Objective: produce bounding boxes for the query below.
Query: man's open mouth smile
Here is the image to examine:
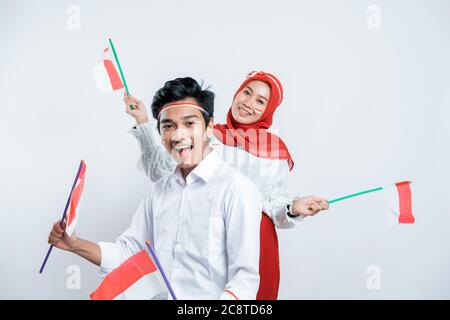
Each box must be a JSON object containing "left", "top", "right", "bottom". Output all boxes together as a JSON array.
[{"left": 173, "top": 144, "right": 194, "bottom": 158}]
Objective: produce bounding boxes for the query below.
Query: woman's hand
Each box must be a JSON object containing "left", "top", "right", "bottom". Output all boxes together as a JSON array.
[
  {"left": 124, "top": 92, "right": 149, "bottom": 125},
  {"left": 291, "top": 196, "right": 329, "bottom": 217}
]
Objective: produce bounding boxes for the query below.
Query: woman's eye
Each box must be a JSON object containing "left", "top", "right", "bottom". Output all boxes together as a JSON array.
[
  {"left": 257, "top": 99, "right": 264, "bottom": 105},
  {"left": 244, "top": 90, "right": 250, "bottom": 95}
]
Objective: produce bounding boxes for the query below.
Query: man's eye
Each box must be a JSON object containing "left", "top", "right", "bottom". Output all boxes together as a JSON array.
[
  {"left": 162, "top": 124, "right": 173, "bottom": 129},
  {"left": 186, "top": 122, "right": 194, "bottom": 127}
]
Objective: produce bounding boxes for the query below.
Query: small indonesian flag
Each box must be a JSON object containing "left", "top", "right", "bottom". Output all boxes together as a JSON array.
[
  {"left": 93, "top": 47, "right": 124, "bottom": 92},
  {"left": 90, "top": 250, "right": 167, "bottom": 300},
  {"left": 65, "top": 161, "right": 86, "bottom": 236},
  {"left": 383, "top": 181, "right": 415, "bottom": 224}
]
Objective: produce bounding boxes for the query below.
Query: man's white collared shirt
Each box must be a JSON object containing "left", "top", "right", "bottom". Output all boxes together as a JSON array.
[{"left": 98, "top": 150, "right": 262, "bottom": 300}]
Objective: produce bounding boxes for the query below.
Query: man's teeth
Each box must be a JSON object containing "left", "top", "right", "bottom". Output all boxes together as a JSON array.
[{"left": 174, "top": 145, "right": 192, "bottom": 151}]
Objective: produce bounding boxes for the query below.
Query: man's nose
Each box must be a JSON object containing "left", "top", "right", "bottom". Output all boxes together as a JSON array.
[{"left": 171, "top": 128, "right": 189, "bottom": 143}]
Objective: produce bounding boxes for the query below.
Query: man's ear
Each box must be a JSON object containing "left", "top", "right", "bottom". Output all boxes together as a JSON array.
[
  {"left": 157, "top": 119, "right": 161, "bottom": 134},
  {"left": 206, "top": 117, "right": 214, "bottom": 137}
]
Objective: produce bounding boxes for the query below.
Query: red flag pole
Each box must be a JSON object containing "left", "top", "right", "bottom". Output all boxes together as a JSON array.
[{"left": 39, "top": 160, "right": 85, "bottom": 274}]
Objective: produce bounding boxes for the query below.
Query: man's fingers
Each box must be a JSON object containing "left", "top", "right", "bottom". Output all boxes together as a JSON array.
[
  {"left": 50, "top": 229, "right": 62, "bottom": 238},
  {"left": 54, "top": 221, "right": 65, "bottom": 233},
  {"left": 48, "top": 235, "right": 61, "bottom": 244}
]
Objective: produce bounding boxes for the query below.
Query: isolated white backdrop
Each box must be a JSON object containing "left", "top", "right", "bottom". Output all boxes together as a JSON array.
[{"left": 0, "top": 0, "right": 449, "bottom": 299}]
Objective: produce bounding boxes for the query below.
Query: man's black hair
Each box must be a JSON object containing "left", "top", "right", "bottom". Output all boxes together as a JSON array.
[{"left": 151, "top": 77, "right": 214, "bottom": 132}]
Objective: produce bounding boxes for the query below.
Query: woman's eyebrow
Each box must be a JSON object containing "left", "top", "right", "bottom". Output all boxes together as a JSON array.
[
  {"left": 258, "top": 95, "right": 268, "bottom": 102},
  {"left": 246, "top": 85, "right": 269, "bottom": 102}
]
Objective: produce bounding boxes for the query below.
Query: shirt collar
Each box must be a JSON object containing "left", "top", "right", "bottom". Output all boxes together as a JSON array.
[{"left": 173, "top": 149, "right": 221, "bottom": 185}]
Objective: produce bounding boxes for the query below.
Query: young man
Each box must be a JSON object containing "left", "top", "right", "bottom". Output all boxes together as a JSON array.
[{"left": 48, "top": 77, "right": 262, "bottom": 299}]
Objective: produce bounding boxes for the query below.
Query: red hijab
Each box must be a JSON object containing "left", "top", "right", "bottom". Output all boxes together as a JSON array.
[{"left": 213, "top": 71, "right": 294, "bottom": 171}]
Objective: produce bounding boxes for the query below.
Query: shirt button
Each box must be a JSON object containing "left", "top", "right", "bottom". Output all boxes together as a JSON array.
[
  {"left": 174, "top": 243, "right": 183, "bottom": 253},
  {"left": 173, "top": 244, "right": 183, "bottom": 268}
]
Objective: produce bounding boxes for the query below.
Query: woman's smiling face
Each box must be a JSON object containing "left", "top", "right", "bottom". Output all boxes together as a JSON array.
[{"left": 231, "top": 80, "right": 271, "bottom": 124}]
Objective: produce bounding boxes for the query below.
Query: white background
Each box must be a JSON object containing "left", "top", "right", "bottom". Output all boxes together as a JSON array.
[{"left": 0, "top": 0, "right": 449, "bottom": 299}]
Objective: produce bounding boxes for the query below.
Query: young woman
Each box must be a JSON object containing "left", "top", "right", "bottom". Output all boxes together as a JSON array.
[{"left": 124, "top": 71, "right": 329, "bottom": 299}]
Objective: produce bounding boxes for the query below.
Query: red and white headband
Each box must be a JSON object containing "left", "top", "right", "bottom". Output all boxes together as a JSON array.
[{"left": 158, "top": 101, "right": 209, "bottom": 118}]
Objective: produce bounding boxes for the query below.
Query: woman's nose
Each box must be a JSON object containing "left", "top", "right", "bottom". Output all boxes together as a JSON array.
[{"left": 242, "top": 97, "right": 253, "bottom": 109}]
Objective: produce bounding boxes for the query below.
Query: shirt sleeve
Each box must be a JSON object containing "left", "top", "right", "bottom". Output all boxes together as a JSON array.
[
  {"left": 129, "top": 122, "right": 176, "bottom": 182},
  {"left": 262, "top": 160, "right": 304, "bottom": 229},
  {"left": 98, "top": 191, "right": 154, "bottom": 277},
  {"left": 219, "top": 179, "right": 262, "bottom": 300}
]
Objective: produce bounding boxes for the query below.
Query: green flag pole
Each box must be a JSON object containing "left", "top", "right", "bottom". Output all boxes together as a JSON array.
[
  {"left": 327, "top": 181, "right": 410, "bottom": 204},
  {"left": 108, "top": 38, "right": 134, "bottom": 110},
  {"left": 328, "top": 187, "right": 383, "bottom": 204}
]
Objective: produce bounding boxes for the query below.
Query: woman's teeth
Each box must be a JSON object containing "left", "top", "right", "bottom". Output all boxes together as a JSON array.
[{"left": 239, "top": 107, "right": 251, "bottom": 116}]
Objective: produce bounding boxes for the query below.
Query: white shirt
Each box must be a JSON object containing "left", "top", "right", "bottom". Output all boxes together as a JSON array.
[
  {"left": 98, "top": 150, "right": 262, "bottom": 300},
  {"left": 130, "top": 122, "right": 304, "bottom": 228}
]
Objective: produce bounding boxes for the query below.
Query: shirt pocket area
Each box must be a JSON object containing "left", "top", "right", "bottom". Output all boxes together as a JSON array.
[{"left": 189, "top": 215, "right": 226, "bottom": 259}]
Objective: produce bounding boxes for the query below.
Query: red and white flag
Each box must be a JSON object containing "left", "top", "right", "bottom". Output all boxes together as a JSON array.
[
  {"left": 65, "top": 161, "right": 86, "bottom": 236},
  {"left": 93, "top": 47, "right": 124, "bottom": 92},
  {"left": 383, "top": 181, "right": 415, "bottom": 225},
  {"left": 90, "top": 250, "right": 167, "bottom": 300}
]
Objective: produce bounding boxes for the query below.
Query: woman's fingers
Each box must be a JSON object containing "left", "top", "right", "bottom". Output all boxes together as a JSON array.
[
  {"left": 313, "top": 197, "right": 329, "bottom": 210},
  {"left": 124, "top": 97, "right": 136, "bottom": 106}
]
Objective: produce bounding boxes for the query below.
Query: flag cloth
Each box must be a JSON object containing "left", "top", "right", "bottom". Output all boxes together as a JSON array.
[
  {"left": 383, "top": 181, "right": 415, "bottom": 224},
  {"left": 64, "top": 161, "right": 86, "bottom": 236},
  {"left": 90, "top": 250, "right": 167, "bottom": 300},
  {"left": 93, "top": 47, "right": 124, "bottom": 92}
]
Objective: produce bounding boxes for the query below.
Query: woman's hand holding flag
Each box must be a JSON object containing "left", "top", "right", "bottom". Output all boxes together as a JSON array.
[{"left": 123, "top": 92, "right": 148, "bottom": 125}]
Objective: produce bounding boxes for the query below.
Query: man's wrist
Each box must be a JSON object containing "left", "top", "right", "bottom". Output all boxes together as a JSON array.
[{"left": 69, "top": 237, "right": 82, "bottom": 253}]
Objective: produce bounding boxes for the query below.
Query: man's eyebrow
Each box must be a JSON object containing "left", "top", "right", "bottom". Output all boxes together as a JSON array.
[
  {"left": 160, "top": 119, "right": 174, "bottom": 124},
  {"left": 181, "top": 115, "right": 200, "bottom": 120}
]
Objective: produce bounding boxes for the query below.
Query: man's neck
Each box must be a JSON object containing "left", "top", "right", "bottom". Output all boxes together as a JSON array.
[{"left": 180, "top": 146, "right": 213, "bottom": 181}]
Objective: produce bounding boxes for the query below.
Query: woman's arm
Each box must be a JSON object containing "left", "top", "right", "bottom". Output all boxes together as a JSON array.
[
  {"left": 124, "top": 94, "right": 175, "bottom": 181},
  {"left": 263, "top": 161, "right": 329, "bottom": 229}
]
